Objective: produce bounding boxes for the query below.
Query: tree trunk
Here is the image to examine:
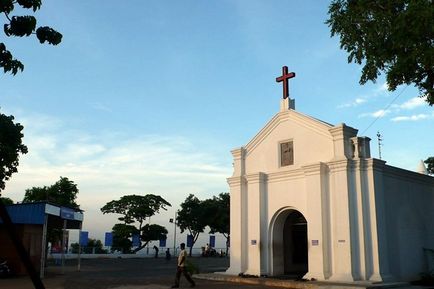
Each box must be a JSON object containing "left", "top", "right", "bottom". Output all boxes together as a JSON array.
[
  {"left": 132, "top": 241, "right": 149, "bottom": 253},
  {"left": 225, "top": 236, "right": 229, "bottom": 257}
]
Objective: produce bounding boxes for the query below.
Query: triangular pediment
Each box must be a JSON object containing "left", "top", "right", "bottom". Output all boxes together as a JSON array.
[{"left": 245, "top": 109, "right": 334, "bottom": 155}]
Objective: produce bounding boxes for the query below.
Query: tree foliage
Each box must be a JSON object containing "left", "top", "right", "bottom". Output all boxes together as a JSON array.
[
  {"left": 425, "top": 157, "right": 434, "bottom": 175},
  {"left": 177, "top": 194, "right": 208, "bottom": 256},
  {"left": 202, "top": 193, "right": 230, "bottom": 255},
  {"left": 205, "top": 193, "right": 229, "bottom": 237},
  {"left": 71, "top": 238, "right": 108, "bottom": 254},
  {"left": 22, "top": 176, "right": 80, "bottom": 209},
  {"left": 0, "top": 196, "right": 13, "bottom": 205},
  {"left": 101, "top": 194, "right": 171, "bottom": 253},
  {"left": 111, "top": 223, "right": 137, "bottom": 254},
  {"left": 0, "top": 110, "right": 28, "bottom": 193},
  {"left": 140, "top": 224, "right": 168, "bottom": 248},
  {"left": 1, "top": 0, "right": 62, "bottom": 74},
  {"left": 326, "top": 0, "right": 434, "bottom": 105}
]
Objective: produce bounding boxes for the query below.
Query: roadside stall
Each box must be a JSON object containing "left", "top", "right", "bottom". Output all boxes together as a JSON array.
[{"left": 0, "top": 202, "right": 83, "bottom": 278}]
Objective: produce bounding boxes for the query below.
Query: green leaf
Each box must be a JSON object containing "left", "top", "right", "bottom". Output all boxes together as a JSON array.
[
  {"left": 36, "top": 26, "right": 63, "bottom": 45},
  {"left": 0, "top": 0, "right": 14, "bottom": 14},
  {"left": 327, "top": 0, "right": 434, "bottom": 105},
  {"left": 0, "top": 109, "right": 28, "bottom": 191},
  {"left": 5, "top": 15, "right": 37, "bottom": 37},
  {"left": 16, "top": 0, "right": 41, "bottom": 12},
  {"left": 0, "top": 43, "right": 24, "bottom": 75}
]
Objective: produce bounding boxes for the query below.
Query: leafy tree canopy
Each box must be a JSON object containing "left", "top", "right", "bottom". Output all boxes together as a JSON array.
[
  {"left": 425, "top": 157, "right": 434, "bottom": 175},
  {"left": 0, "top": 196, "right": 14, "bottom": 205},
  {"left": 204, "top": 192, "right": 229, "bottom": 238},
  {"left": 22, "top": 176, "right": 80, "bottom": 209},
  {"left": 0, "top": 110, "right": 28, "bottom": 193},
  {"left": 71, "top": 238, "right": 108, "bottom": 254},
  {"left": 111, "top": 223, "right": 137, "bottom": 254},
  {"left": 177, "top": 194, "right": 209, "bottom": 256},
  {"left": 101, "top": 194, "right": 171, "bottom": 226},
  {"left": 140, "top": 224, "right": 168, "bottom": 248},
  {"left": 327, "top": 0, "right": 434, "bottom": 105},
  {"left": 1, "top": 0, "right": 62, "bottom": 74},
  {"left": 101, "top": 194, "right": 171, "bottom": 253}
]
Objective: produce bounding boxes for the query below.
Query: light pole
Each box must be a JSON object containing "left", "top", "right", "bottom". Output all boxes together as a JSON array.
[{"left": 169, "top": 211, "right": 177, "bottom": 255}]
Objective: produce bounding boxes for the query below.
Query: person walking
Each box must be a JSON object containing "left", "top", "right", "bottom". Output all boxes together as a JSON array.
[
  {"left": 165, "top": 248, "right": 171, "bottom": 260},
  {"left": 171, "top": 243, "right": 195, "bottom": 288},
  {"left": 153, "top": 245, "right": 159, "bottom": 258}
]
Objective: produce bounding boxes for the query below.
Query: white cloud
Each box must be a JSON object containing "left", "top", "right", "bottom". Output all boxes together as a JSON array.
[
  {"left": 338, "top": 82, "right": 389, "bottom": 108},
  {"left": 3, "top": 112, "right": 232, "bottom": 239},
  {"left": 90, "top": 102, "right": 112, "bottom": 112},
  {"left": 338, "top": 97, "right": 367, "bottom": 108},
  {"left": 391, "top": 113, "right": 433, "bottom": 122},
  {"left": 359, "top": 109, "right": 391, "bottom": 118},
  {"left": 377, "top": 82, "right": 389, "bottom": 93},
  {"left": 394, "top": 96, "right": 427, "bottom": 110}
]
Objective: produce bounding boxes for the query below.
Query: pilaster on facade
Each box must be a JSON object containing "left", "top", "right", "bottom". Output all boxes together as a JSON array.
[
  {"left": 244, "top": 172, "right": 267, "bottom": 276},
  {"left": 303, "top": 162, "right": 332, "bottom": 280},
  {"left": 327, "top": 156, "right": 355, "bottom": 281},
  {"left": 226, "top": 174, "right": 247, "bottom": 275},
  {"left": 329, "top": 124, "right": 358, "bottom": 160},
  {"left": 365, "top": 158, "right": 392, "bottom": 282},
  {"left": 231, "top": 147, "right": 246, "bottom": 177}
]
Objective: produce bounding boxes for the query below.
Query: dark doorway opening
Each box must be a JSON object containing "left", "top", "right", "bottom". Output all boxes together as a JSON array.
[{"left": 282, "top": 210, "right": 308, "bottom": 278}]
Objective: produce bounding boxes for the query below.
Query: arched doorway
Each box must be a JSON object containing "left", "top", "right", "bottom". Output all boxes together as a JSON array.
[{"left": 271, "top": 209, "right": 308, "bottom": 278}]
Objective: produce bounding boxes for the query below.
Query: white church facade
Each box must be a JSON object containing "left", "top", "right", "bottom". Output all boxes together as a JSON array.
[{"left": 226, "top": 69, "right": 434, "bottom": 283}]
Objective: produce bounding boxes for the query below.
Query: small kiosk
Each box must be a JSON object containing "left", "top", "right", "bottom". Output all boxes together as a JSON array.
[{"left": 0, "top": 202, "right": 83, "bottom": 278}]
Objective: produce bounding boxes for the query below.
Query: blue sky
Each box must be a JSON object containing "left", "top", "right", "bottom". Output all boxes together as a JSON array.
[{"left": 1, "top": 1, "right": 433, "bottom": 247}]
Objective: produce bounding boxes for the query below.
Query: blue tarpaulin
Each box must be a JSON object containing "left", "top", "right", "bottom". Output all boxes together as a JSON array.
[
  {"left": 132, "top": 234, "right": 140, "bottom": 247},
  {"left": 187, "top": 235, "right": 193, "bottom": 247},
  {"left": 104, "top": 232, "right": 113, "bottom": 246},
  {"left": 209, "top": 235, "right": 215, "bottom": 247},
  {"left": 80, "top": 231, "right": 89, "bottom": 246},
  {"left": 159, "top": 238, "right": 166, "bottom": 247}
]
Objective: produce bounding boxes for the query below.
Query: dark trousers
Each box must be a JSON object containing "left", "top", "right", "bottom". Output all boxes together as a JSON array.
[{"left": 174, "top": 266, "right": 195, "bottom": 286}]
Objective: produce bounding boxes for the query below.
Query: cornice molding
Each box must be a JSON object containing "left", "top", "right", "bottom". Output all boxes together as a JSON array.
[
  {"left": 365, "top": 158, "right": 386, "bottom": 172},
  {"left": 245, "top": 172, "right": 267, "bottom": 184},
  {"left": 231, "top": 147, "right": 245, "bottom": 159},
  {"left": 302, "top": 162, "right": 327, "bottom": 176},
  {"left": 383, "top": 164, "right": 434, "bottom": 185},
  {"left": 327, "top": 159, "right": 350, "bottom": 171},
  {"left": 227, "top": 176, "right": 245, "bottom": 187},
  {"left": 267, "top": 168, "right": 305, "bottom": 182}
]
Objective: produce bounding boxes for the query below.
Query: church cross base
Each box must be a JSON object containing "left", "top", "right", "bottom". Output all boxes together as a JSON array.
[{"left": 280, "top": 97, "right": 295, "bottom": 111}]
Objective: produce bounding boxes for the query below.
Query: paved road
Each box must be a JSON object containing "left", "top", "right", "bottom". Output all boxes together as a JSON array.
[{"left": 0, "top": 257, "right": 281, "bottom": 289}]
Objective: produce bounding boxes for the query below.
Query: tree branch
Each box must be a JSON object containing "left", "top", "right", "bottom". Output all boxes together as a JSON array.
[{"left": 4, "top": 12, "right": 11, "bottom": 22}]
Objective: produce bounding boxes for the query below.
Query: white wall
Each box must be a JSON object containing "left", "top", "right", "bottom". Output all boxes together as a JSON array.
[{"left": 381, "top": 166, "right": 434, "bottom": 281}]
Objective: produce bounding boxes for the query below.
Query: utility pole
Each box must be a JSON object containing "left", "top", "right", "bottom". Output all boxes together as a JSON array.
[
  {"left": 169, "top": 211, "right": 177, "bottom": 256},
  {"left": 377, "top": 131, "right": 383, "bottom": 160}
]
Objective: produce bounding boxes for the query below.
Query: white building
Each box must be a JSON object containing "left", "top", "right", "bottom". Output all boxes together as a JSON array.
[{"left": 226, "top": 95, "right": 434, "bottom": 282}]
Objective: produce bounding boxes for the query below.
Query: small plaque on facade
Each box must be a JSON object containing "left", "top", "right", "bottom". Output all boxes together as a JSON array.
[
  {"left": 312, "top": 240, "right": 319, "bottom": 246},
  {"left": 280, "top": 141, "right": 294, "bottom": 166},
  {"left": 251, "top": 240, "right": 257, "bottom": 245},
  {"left": 338, "top": 239, "right": 346, "bottom": 243}
]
